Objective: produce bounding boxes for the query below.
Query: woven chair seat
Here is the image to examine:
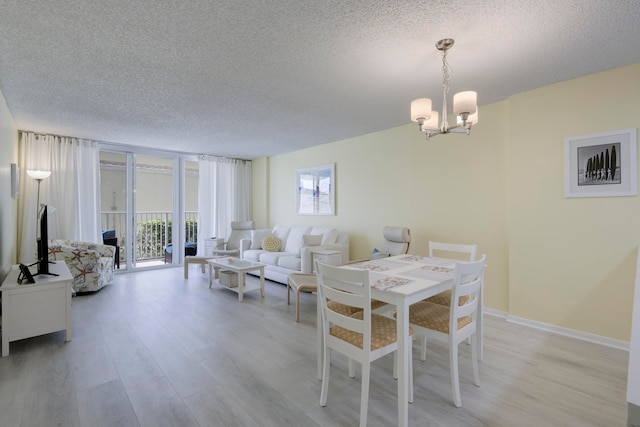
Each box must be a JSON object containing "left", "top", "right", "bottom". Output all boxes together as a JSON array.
[
  {"left": 330, "top": 312, "right": 413, "bottom": 350},
  {"left": 408, "top": 301, "right": 471, "bottom": 334},
  {"left": 327, "top": 298, "right": 388, "bottom": 317},
  {"left": 424, "top": 289, "right": 469, "bottom": 306}
]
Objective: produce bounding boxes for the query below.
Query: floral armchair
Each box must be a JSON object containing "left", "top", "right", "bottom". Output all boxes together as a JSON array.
[{"left": 48, "top": 239, "right": 115, "bottom": 293}]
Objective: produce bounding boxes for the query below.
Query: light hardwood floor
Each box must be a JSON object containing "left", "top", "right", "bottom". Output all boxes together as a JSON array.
[{"left": 0, "top": 266, "right": 629, "bottom": 426}]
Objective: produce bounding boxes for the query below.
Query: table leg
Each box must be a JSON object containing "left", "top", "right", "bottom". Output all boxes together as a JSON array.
[
  {"left": 317, "top": 293, "right": 322, "bottom": 380},
  {"left": 238, "top": 272, "right": 245, "bottom": 301},
  {"left": 396, "top": 303, "right": 409, "bottom": 427},
  {"left": 65, "top": 283, "right": 72, "bottom": 342},
  {"left": 478, "top": 287, "right": 484, "bottom": 361},
  {"left": 259, "top": 268, "right": 265, "bottom": 297},
  {"left": 184, "top": 261, "right": 189, "bottom": 279},
  {"left": 2, "top": 297, "right": 8, "bottom": 357}
]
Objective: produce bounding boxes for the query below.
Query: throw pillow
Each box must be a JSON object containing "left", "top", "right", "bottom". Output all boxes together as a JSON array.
[
  {"left": 262, "top": 236, "right": 281, "bottom": 252},
  {"left": 303, "top": 234, "right": 323, "bottom": 247},
  {"left": 250, "top": 229, "right": 272, "bottom": 250},
  {"left": 370, "top": 248, "right": 390, "bottom": 260}
]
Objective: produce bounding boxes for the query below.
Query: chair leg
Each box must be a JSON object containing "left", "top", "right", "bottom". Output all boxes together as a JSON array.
[
  {"left": 320, "top": 347, "right": 331, "bottom": 406},
  {"left": 296, "top": 289, "right": 301, "bottom": 322},
  {"left": 348, "top": 358, "right": 355, "bottom": 378},
  {"left": 450, "top": 340, "right": 462, "bottom": 408},
  {"left": 409, "top": 337, "right": 414, "bottom": 403},
  {"left": 359, "top": 363, "right": 370, "bottom": 427},
  {"left": 421, "top": 335, "right": 427, "bottom": 361},
  {"left": 471, "top": 334, "right": 480, "bottom": 386}
]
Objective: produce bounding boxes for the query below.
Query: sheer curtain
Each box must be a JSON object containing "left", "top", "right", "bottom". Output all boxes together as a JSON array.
[
  {"left": 17, "top": 132, "right": 102, "bottom": 263},
  {"left": 197, "top": 156, "right": 252, "bottom": 255}
]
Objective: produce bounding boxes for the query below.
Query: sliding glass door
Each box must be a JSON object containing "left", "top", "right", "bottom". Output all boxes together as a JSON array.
[{"left": 99, "top": 149, "right": 198, "bottom": 271}]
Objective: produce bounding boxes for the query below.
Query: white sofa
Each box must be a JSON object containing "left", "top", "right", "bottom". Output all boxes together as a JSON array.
[{"left": 240, "top": 225, "right": 349, "bottom": 284}]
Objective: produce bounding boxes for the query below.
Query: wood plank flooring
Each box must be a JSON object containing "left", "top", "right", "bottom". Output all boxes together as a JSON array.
[{"left": 0, "top": 266, "right": 629, "bottom": 426}]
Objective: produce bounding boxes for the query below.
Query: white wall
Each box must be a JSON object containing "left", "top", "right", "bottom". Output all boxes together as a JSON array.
[
  {"left": 0, "top": 87, "right": 18, "bottom": 281},
  {"left": 254, "top": 63, "right": 640, "bottom": 342}
]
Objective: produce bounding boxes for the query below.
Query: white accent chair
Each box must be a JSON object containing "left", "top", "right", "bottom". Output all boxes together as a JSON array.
[
  {"left": 316, "top": 262, "right": 413, "bottom": 427},
  {"left": 211, "top": 221, "right": 254, "bottom": 257},
  {"left": 369, "top": 226, "right": 411, "bottom": 259},
  {"left": 407, "top": 255, "right": 486, "bottom": 407}
]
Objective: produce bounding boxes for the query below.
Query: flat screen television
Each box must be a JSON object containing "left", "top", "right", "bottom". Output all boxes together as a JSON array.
[{"left": 34, "top": 204, "right": 55, "bottom": 276}]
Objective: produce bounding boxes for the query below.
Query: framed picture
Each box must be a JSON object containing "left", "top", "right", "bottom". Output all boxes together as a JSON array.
[
  {"left": 296, "top": 163, "right": 335, "bottom": 215},
  {"left": 564, "top": 128, "right": 637, "bottom": 198}
]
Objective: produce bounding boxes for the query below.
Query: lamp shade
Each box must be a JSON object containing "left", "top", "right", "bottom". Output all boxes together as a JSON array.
[
  {"left": 421, "top": 111, "right": 439, "bottom": 131},
  {"left": 410, "top": 98, "right": 432, "bottom": 123},
  {"left": 453, "top": 91, "right": 477, "bottom": 115},
  {"left": 457, "top": 107, "right": 478, "bottom": 125},
  {"left": 26, "top": 170, "right": 52, "bottom": 180}
]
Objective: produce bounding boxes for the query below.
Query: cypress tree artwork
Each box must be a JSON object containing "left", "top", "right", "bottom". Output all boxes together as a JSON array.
[{"left": 611, "top": 145, "right": 617, "bottom": 181}]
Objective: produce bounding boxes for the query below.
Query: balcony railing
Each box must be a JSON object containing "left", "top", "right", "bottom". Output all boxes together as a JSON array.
[{"left": 101, "top": 211, "right": 198, "bottom": 264}]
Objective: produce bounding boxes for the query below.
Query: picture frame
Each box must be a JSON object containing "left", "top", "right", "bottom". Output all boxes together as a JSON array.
[
  {"left": 564, "top": 128, "right": 637, "bottom": 198},
  {"left": 296, "top": 163, "right": 335, "bottom": 215}
]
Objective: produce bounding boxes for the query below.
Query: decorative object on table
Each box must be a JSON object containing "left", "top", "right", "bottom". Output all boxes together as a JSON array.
[
  {"left": 410, "top": 38, "right": 478, "bottom": 140},
  {"left": 296, "top": 163, "right": 335, "bottom": 215},
  {"left": 407, "top": 255, "right": 487, "bottom": 408},
  {"left": 564, "top": 128, "right": 637, "bottom": 198},
  {"left": 17, "top": 263, "right": 35, "bottom": 284}
]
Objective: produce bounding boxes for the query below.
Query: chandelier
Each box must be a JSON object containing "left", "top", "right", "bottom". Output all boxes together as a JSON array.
[{"left": 410, "top": 38, "right": 478, "bottom": 139}]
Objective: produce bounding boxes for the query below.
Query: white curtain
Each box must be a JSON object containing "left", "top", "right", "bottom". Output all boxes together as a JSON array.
[
  {"left": 197, "top": 157, "right": 252, "bottom": 255},
  {"left": 17, "top": 132, "right": 102, "bottom": 263}
]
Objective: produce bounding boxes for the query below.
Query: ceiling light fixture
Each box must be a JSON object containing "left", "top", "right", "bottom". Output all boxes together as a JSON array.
[{"left": 410, "top": 38, "right": 478, "bottom": 140}]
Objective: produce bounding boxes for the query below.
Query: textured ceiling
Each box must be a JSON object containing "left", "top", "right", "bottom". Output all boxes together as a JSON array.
[{"left": 0, "top": 1, "right": 639, "bottom": 160}]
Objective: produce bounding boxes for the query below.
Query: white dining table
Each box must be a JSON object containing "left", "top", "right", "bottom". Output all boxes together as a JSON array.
[{"left": 316, "top": 254, "right": 483, "bottom": 427}]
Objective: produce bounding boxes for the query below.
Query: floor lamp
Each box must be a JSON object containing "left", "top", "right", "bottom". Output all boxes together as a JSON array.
[{"left": 26, "top": 169, "right": 52, "bottom": 275}]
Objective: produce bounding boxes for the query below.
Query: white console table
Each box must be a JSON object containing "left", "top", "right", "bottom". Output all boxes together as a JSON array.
[{"left": 1, "top": 261, "right": 73, "bottom": 357}]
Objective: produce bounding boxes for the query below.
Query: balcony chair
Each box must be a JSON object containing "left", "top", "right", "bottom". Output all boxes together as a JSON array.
[
  {"left": 211, "top": 220, "right": 254, "bottom": 257},
  {"left": 164, "top": 242, "right": 197, "bottom": 263},
  {"left": 316, "top": 261, "right": 413, "bottom": 427},
  {"left": 406, "top": 255, "right": 486, "bottom": 408}
]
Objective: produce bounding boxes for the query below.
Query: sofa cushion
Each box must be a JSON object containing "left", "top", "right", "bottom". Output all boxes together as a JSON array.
[
  {"left": 272, "top": 225, "right": 291, "bottom": 244},
  {"left": 242, "top": 249, "right": 265, "bottom": 262},
  {"left": 277, "top": 255, "right": 301, "bottom": 271},
  {"left": 259, "top": 251, "right": 297, "bottom": 265},
  {"left": 262, "top": 236, "right": 281, "bottom": 252},
  {"left": 251, "top": 229, "right": 272, "bottom": 249},
  {"left": 284, "top": 226, "right": 312, "bottom": 254},
  {"left": 311, "top": 227, "right": 338, "bottom": 245},
  {"left": 303, "top": 234, "right": 323, "bottom": 246}
]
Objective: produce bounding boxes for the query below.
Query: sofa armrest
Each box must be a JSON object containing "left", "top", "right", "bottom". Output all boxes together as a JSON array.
[
  {"left": 300, "top": 243, "right": 349, "bottom": 274},
  {"left": 240, "top": 238, "right": 251, "bottom": 258}
]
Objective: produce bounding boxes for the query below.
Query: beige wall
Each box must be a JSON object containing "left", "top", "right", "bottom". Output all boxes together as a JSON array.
[
  {"left": 254, "top": 63, "right": 640, "bottom": 342},
  {"left": 0, "top": 87, "right": 18, "bottom": 281}
]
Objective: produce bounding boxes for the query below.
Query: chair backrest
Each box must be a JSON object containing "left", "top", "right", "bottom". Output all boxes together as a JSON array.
[
  {"left": 450, "top": 255, "right": 486, "bottom": 335},
  {"left": 316, "top": 261, "right": 371, "bottom": 353},
  {"left": 227, "top": 221, "right": 255, "bottom": 250},
  {"left": 379, "top": 226, "right": 411, "bottom": 256},
  {"left": 429, "top": 241, "right": 478, "bottom": 261}
]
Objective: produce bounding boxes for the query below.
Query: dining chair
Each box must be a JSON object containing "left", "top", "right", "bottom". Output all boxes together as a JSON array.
[
  {"left": 316, "top": 261, "right": 414, "bottom": 427},
  {"left": 407, "top": 254, "right": 486, "bottom": 408}
]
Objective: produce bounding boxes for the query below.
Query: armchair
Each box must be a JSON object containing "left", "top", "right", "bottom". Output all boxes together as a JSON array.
[
  {"left": 48, "top": 239, "right": 115, "bottom": 293},
  {"left": 211, "top": 221, "right": 254, "bottom": 257}
]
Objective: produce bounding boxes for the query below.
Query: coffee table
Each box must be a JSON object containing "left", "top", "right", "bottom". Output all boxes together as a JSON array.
[{"left": 208, "top": 257, "right": 266, "bottom": 301}]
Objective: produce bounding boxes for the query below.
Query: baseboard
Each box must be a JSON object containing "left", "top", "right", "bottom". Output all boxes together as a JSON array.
[{"left": 498, "top": 313, "right": 629, "bottom": 351}]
